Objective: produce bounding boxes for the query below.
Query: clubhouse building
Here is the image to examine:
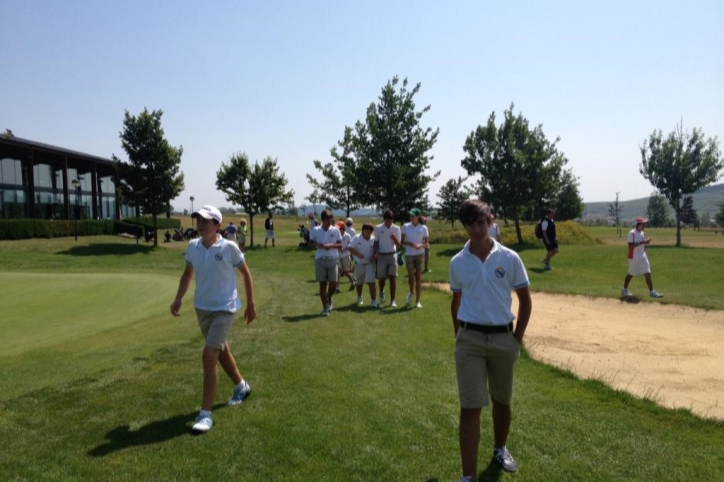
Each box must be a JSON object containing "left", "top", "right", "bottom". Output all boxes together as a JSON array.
[{"left": 0, "top": 135, "right": 134, "bottom": 220}]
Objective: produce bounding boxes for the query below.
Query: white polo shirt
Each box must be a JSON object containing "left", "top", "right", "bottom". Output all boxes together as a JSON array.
[
  {"left": 310, "top": 225, "right": 343, "bottom": 259},
  {"left": 346, "top": 226, "right": 357, "bottom": 238},
  {"left": 184, "top": 235, "right": 245, "bottom": 313},
  {"left": 374, "top": 222, "right": 401, "bottom": 254},
  {"left": 627, "top": 229, "right": 647, "bottom": 260},
  {"left": 449, "top": 240, "right": 530, "bottom": 325},
  {"left": 340, "top": 232, "right": 352, "bottom": 259},
  {"left": 348, "top": 234, "right": 376, "bottom": 264},
  {"left": 402, "top": 222, "right": 429, "bottom": 256}
]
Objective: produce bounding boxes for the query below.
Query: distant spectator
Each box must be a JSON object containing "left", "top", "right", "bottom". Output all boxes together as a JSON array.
[
  {"left": 264, "top": 213, "right": 275, "bottom": 248},
  {"left": 225, "top": 221, "right": 237, "bottom": 242},
  {"left": 238, "top": 219, "right": 248, "bottom": 252},
  {"left": 621, "top": 217, "right": 664, "bottom": 299},
  {"left": 541, "top": 209, "right": 558, "bottom": 271}
]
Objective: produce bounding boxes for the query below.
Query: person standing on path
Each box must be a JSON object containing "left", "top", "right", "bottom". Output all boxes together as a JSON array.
[
  {"left": 450, "top": 199, "right": 531, "bottom": 480},
  {"left": 622, "top": 217, "right": 664, "bottom": 298},
  {"left": 170, "top": 205, "right": 256, "bottom": 434}
]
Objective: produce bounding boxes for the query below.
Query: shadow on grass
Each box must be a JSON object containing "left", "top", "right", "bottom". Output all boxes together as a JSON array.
[
  {"left": 57, "top": 243, "right": 156, "bottom": 257},
  {"left": 87, "top": 404, "right": 225, "bottom": 457},
  {"left": 478, "top": 459, "right": 503, "bottom": 481},
  {"left": 282, "top": 313, "right": 323, "bottom": 323}
]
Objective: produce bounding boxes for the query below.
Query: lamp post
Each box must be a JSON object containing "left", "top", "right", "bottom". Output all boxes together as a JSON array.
[
  {"left": 71, "top": 179, "right": 81, "bottom": 241},
  {"left": 190, "top": 196, "right": 195, "bottom": 214}
]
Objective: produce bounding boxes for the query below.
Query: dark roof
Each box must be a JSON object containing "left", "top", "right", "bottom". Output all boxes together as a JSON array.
[{"left": 0, "top": 135, "right": 114, "bottom": 165}]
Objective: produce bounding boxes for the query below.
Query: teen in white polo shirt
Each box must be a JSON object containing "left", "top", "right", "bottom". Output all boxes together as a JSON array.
[
  {"left": 373, "top": 209, "right": 402, "bottom": 307},
  {"left": 170, "top": 205, "right": 257, "bottom": 434},
  {"left": 449, "top": 199, "right": 532, "bottom": 479},
  {"left": 347, "top": 223, "right": 377, "bottom": 306},
  {"left": 401, "top": 207, "right": 429, "bottom": 308},
  {"left": 621, "top": 217, "right": 664, "bottom": 298},
  {"left": 309, "top": 209, "right": 343, "bottom": 316}
]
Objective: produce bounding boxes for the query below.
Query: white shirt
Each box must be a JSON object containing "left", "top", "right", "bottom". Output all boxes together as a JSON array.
[
  {"left": 346, "top": 226, "right": 357, "bottom": 238},
  {"left": 374, "top": 222, "right": 401, "bottom": 254},
  {"left": 184, "top": 236, "right": 245, "bottom": 312},
  {"left": 339, "top": 232, "right": 352, "bottom": 259},
  {"left": 402, "top": 222, "right": 429, "bottom": 256},
  {"left": 348, "top": 234, "right": 376, "bottom": 264},
  {"left": 628, "top": 229, "right": 647, "bottom": 260},
  {"left": 449, "top": 240, "right": 530, "bottom": 325},
  {"left": 310, "top": 225, "right": 343, "bottom": 259},
  {"left": 489, "top": 223, "right": 500, "bottom": 240}
]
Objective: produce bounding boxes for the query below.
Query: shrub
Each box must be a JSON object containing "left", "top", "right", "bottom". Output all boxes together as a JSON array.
[{"left": 0, "top": 219, "right": 116, "bottom": 240}]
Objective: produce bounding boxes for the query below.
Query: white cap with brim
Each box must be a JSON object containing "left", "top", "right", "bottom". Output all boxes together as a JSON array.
[{"left": 192, "top": 205, "right": 222, "bottom": 224}]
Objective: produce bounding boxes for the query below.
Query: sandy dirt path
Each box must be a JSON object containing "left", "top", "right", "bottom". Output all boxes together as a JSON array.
[{"left": 518, "top": 293, "right": 724, "bottom": 420}]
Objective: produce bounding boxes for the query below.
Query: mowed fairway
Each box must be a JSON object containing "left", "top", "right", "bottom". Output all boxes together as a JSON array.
[{"left": 1, "top": 223, "right": 723, "bottom": 482}]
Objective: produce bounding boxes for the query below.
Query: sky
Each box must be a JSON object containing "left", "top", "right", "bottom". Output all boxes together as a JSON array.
[{"left": 2, "top": 0, "right": 723, "bottom": 213}]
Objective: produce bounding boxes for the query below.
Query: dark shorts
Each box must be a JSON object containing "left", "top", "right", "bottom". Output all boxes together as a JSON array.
[{"left": 544, "top": 239, "right": 558, "bottom": 251}]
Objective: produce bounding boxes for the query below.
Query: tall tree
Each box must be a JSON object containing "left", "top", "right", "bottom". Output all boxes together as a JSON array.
[
  {"left": 112, "top": 108, "right": 184, "bottom": 246},
  {"left": 437, "top": 176, "right": 471, "bottom": 228},
  {"left": 216, "top": 152, "right": 294, "bottom": 247},
  {"left": 646, "top": 191, "right": 670, "bottom": 228},
  {"left": 461, "top": 103, "right": 569, "bottom": 244},
  {"left": 347, "top": 76, "right": 440, "bottom": 221},
  {"left": 306, "top": 127, "right": 362, "bottom": 217},
  {"left": 554, "top": 170, "right": 584, "bottom": 221},
  {"left": 639, "top": 123, "right": 722, "bottom": 246},
  {"left": 608, "top": 192, "right": 624, "bottom": 236},
  {"left": 305, "top": 189, "right": 321, "bottom": 215}
]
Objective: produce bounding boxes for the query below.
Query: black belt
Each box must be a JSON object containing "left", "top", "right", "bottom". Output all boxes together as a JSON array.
[
  {"left": 459, "top": 321, "right": 514, "bottom": 334},
  {"left": 378, "top": 252, "right": 395, "bottom": 255}
]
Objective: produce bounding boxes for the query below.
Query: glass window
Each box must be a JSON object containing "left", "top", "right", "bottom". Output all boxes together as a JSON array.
[
  {"left": 33, "top": 163, "right": 53, "bottom": 188},
  {"left": 1, "top": 158, "right": 23, "bottom": 186}
]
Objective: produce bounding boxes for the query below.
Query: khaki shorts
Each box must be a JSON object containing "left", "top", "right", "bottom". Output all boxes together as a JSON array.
[
  {"left": 266, "top": 229, "right": 275, "bottom": 239},
  {"left": 354, "top": 262, "right": 376, "bottom": 284},
  {"left": 376, "top": 253, "right": 398, "bottom": 279},
  {"left": 405, "top": 254, "right": 424, "bottom": 274},
  {"left": 455, "top": 326, "right": 520, "bottom": 408},
  {"left": 338, "top": 256, "right": 351, "bottom": 274},
  {"left": 315, "top": 257, "right": 339, "bottom": 282},
  {"left": 195, "top": 308, "right": 235, "bottom": 350},
  {"left": 628, "top": 258, "right": 651, "bottom": 277}
]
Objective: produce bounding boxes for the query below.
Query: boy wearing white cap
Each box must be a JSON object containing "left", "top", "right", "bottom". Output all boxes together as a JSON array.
[
  {"left": 622, "top": 217, "right": 664, "bottom": 298},
  {"left": 170, "top": 205, "right": 257, "bottom": 434}
]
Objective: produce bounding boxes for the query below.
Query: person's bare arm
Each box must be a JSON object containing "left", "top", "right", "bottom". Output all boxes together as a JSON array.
[
  {"left": 451, "top": 291, "right": 462, "bottom": 336},
  {"left": 237, "top": 262, "right": 256, "bottom": 324},
  {"left": 513, "top": 287, "right": 532, "bottom": 344},
  {"left": 170, "top": 264, "right": 194, "bottom": 316}
]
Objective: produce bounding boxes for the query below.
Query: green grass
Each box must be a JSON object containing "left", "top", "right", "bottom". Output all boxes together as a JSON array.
[{"left": 1, "top": 224, "right": 723, "bottom": 481}]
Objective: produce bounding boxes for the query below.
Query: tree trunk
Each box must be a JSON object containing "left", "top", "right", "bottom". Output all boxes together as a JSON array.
[
  {"left": 249, "top": 213, "right": 255, "bottom": 247},
  {"left": 152, "top": 213, "right": 158, "bottom": 247}
]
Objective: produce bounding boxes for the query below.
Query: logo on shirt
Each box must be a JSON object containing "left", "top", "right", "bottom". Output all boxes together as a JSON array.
[
  {"left": 495, "top": 266, "right": 506, "bottom": 278},
  {"left": 215, "top": 253, "right": 224, "bottom": 261}
]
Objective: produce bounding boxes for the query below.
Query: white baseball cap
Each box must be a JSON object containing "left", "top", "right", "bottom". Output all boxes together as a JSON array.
[
  {"left": 192, "top": 205, "right": 222, "bottom": 224},
  {"left": 346, "top": 217, "right": 353, "bottom": 225}
]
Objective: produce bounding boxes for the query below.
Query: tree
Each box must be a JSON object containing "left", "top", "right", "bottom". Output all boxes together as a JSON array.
[
  {"left": 646, "top": 191, "right": 670, "bottom": 228},
  {"left": 216, "top": 152, "right": 294, "bottom": 247},
  {"left": 112, "top": 108, "right": 184, "bottom": 247},
  {"left": 554, "top": 170, "right": 584, "bottom": 221},
  {"left": 716, "top": 194, "right": 724, "bottom": 227},
  {"left": 461, "top": 103, "right": 570, "bottom": 244},
  {"left": 306, "top": 127, "right": 362, "bottom": 218},
  {"left": 608, "top": 192, "right": 624, "bottom": 236},
  {"left": 437, "top": 176, "right": 472, "bottom": 228},
  {"left": 639, "top": 123, "right": 723, "bottom": 246},
  {"left": 346, "top": 76, "right": 440, "bottom": 222},
  {"left": 680, "top": 195, "right": 698, "bottom": 226},
  {"left": 305, "top": 189, "right": 321, "bottom": 215}
]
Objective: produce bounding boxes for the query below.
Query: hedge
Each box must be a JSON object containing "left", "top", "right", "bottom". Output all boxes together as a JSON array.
[
  {"left": 0, "top": 219, "right": 115, "bottom": 240},
  {"left": 122, "top": 216, "right": 181, "bottom": 230}
]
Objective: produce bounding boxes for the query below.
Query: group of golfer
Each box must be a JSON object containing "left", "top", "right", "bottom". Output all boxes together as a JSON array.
[{"left": 169, "top": 199, "right": 662, "bottom": 480}]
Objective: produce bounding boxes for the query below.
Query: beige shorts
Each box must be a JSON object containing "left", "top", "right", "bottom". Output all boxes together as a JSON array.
[
  {"left": 376, "top": 253, "right": 398, "bottom": 279},
  {"left": 405, "top": 254, "right": 424, "bottom": 274},
  {"left": 338, "top": 256, "right": 351, "bottom": 274},
  {"left": 354, "top": 262, "right": 376, "bottom": 284},
  {"left": 628, "top": 258, "right": 651, "bottom": 277},
  {"left": 195, "top": 308, "right": 235, "bottom": 350},
  {"left": 315, "top": 257, "right": 339, "bottom": 283},
  {"left": 455, "top": 327, "right": 520, "bottom": 408}
]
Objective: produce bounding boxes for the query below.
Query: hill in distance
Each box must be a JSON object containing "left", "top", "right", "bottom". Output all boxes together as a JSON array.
[{"left": 583, "top": 183, "right": 724, "bottom": 221}]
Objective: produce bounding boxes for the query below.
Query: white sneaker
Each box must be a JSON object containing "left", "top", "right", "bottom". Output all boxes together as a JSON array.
[
  {"left": 370, "top": 300, "right": 378, "bottom": 308},
  {"left": 390, "top": 300, "right": 397, "bottom": 307},
  {"left": 380, "top": 291, "right": 386, "bottom": 303},
  {"left": 416, "top": 302, "right": 422, "bottom": 308},
  {"left": 228, "top": 380, "right": 251, "bottom": 406},
  {"left": 321, "top": 309, "right": 329, "bottom": 317},
  {"left": 357, "top": 296, "right": 363, "bottom": 305},
  {"left": 405, "top": 292, "right": 414, "bottom": 305},
  {"left": 191, "top": 415, "right": 213, "bottom": 433},
  {"left": 457, "top": 477, "right": 474, "bottom": 482},
  {"left": 650, "top": 290, "right": 664, "bottom": 298},
  {"left": 621, "top": 288, "right": 632, "bottom": 297},
  {"left": 327, "top": 299, "right": 333, "bottom": 312}
]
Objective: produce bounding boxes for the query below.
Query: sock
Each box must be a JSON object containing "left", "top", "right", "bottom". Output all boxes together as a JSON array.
[
  {"left": 235, "top": 380, "right": 246, "bottom": 390},
  {"left": 199, "top": 409, "right": 211, "bottom": 418},
  {"left": 494, "top": 446, "right": 506, "bottom": 454}
]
